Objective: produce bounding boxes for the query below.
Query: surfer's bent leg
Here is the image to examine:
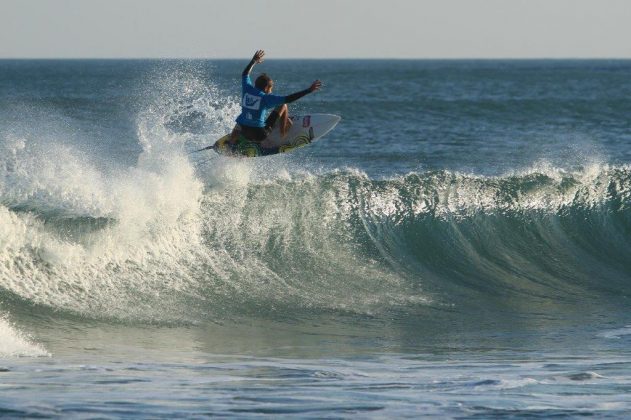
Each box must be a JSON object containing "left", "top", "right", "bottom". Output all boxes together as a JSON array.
[{"left": 265, "top": 104, "right": 292, "bottom": 138}]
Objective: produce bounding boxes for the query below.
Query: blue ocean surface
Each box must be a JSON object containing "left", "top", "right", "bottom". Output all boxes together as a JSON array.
[{"left": 1, "top": 59, "right": 631, "bottom": 417}]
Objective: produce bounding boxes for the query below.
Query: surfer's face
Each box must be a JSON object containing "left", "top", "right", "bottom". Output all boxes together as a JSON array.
[{"left": 264, "top": 81, "right": 273, "bottom": 94}]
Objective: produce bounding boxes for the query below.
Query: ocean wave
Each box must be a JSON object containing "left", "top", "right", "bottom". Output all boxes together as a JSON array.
[
  {"left": 340, "top": 164, "right": 631, "bottom": 298},
  {"left": 1, "top": 147, "right": 630, "bottom": 323}
]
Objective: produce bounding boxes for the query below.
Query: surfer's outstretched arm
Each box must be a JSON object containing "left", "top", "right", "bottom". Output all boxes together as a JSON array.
[
  {"left": 285, "top": 80, "right": 322, "bottom": 103},
  {"left": 243, "top": 50, "right": 265, "bottom": 76}
]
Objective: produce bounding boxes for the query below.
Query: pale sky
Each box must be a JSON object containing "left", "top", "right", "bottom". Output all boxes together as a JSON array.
[{"left": 1, "top": 0, "right": 630, "bottom": 59}]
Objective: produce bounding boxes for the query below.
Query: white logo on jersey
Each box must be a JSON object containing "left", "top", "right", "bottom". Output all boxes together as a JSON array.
[{"left": 243, "top": 93, "right": 261, "bottom": 110}]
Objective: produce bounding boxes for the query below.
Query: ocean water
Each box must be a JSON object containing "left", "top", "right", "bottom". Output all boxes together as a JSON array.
[{"left": 1, "top": 59, "right": 631, "bottom": 417}]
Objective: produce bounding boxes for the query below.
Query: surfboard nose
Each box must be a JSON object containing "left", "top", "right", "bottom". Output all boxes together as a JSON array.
[{"left": 320, "top": 114, "right": 341, "bottom": 127}]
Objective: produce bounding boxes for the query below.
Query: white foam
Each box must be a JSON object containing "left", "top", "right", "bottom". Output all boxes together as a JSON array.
[
  {"left": 373, "top": 160, "right": 630, "bottom": 221},
  {"left": 598, "top": 325, "right": 631, "bottom": 339},
  {"left": 0, "top": 81, "right": 207, "bottom": 320},
  {"left": 473, "top": 377, "right": 539, "bottom": 390},
  {"left": 0, "top": 317, "right": 50, "bottom": 357},
  {"left": 0, "top": 134, "right": 111, "bottom": 217}
]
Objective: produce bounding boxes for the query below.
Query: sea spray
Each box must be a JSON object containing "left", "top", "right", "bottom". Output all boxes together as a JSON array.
[{"left": 0, "top": 316, "right": 50, "bottom": 357}]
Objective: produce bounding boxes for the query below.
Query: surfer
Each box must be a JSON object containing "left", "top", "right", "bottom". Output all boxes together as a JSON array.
[{"left": 230, "top": 50, "right": 322, "bottom": 143}]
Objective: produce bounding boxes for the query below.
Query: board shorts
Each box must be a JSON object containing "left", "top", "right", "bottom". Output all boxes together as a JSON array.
[{"left": 237, "top": 109, "right": 281, "bottom": 142}]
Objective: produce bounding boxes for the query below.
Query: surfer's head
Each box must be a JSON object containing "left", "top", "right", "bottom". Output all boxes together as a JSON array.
[{"left": 255, "top": 74, "right": 273, "bottom": 93}]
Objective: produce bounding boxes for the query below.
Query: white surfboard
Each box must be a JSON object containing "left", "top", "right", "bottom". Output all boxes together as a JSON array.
[{"left": 212, "top": 114, "right": 341, "bottom": 157}]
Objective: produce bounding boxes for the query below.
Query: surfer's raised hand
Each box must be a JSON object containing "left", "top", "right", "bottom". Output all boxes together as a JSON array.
[
  {"left": 243, "top": 50, "right": 265, "bottom": 76},
  {"left": 309, "top": 80, "right": 322, "bottom": 92},
  {"left": 252, "top": 50, "right": 265, "bottom": 64}
]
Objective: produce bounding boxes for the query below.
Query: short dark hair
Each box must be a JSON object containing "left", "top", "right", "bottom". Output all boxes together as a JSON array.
[{"left": 255, "top": 73, "right": 272, "bottom": 90}]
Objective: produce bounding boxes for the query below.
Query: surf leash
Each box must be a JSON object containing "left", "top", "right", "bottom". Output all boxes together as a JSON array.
[{"left": 188, "top": 144, "right": 215, "bottom": 154}]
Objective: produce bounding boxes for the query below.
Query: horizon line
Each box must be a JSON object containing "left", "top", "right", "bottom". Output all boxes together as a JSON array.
[{"left": 2, "top": 56, "right": 631, "bottom": 61}]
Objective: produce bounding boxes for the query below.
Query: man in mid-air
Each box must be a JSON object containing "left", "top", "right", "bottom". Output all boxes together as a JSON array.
[{"left": 231, "top": 50, "right": 321, "bottom": 143}]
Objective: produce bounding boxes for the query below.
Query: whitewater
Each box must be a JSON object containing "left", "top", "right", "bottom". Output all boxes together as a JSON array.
[{"left": 1, "top": 59, "right": 631, "bottom": 417}]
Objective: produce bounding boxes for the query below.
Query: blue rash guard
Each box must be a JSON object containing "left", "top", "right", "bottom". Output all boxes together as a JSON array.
[{"left": 236, "top": 75, "right": 286, "bottom": 128}]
